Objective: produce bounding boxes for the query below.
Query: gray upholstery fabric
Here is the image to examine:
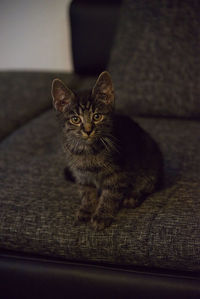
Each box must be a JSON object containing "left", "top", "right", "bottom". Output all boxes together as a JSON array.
[
  {"left": 0, "top": 109, "right": 199, "bottom": 272},
  {"left": 109, "top": 0, "right": 200, "bottom": 118},
  {"left": 135, "top": 116, "right": 200, "bottom": 187},
  {"left": 0, "top": 72, "right": 78, "bottom": 141}
]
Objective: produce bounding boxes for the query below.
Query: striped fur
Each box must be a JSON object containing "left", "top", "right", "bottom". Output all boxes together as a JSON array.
[{"left": 52, "top": 71, "right": 163, "bottom": 230}]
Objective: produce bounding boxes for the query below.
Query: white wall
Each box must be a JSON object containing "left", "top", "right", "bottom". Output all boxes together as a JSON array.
[{"left": 0, "top": 0, "right": 73, "bottom": 72}]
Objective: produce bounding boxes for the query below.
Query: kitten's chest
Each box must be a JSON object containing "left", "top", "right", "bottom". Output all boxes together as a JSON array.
[
  {"left": 77, "top": 170, "right": 101, "bottom": 188},
  {"left": 67, "top": 151, "right": 109, "bottom": 187}
]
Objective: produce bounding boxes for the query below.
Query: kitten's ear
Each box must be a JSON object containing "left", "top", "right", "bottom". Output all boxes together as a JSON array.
[
  {"left": 51, "top": 79, "right": 75, "bottom": 112},
  {"left": 92, "top": 71, "right": 114, "bottom": 106}
]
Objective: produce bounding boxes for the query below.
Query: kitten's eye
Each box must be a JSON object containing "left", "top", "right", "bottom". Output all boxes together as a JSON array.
[
  {"left": 70, "top": 115, "right": 81, "bottom": 124},
  {"left": 93, "top": 113, "right": 103, "bottom": 122}
]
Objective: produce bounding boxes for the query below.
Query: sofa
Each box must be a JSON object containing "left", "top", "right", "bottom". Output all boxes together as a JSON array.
[{"left": 0, "top": 0, "right": 199, "bottom": 298}]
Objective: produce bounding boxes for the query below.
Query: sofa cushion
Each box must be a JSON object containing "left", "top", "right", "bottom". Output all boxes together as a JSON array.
[
  {"left": 0, "top": 72, "right": 79, "bottom": 141},
  {"left": 109, "top": 0, "right": 200, "bottom": 118},
  {"left": 0, "top": 110, "right": 199, "bottom": 272}
]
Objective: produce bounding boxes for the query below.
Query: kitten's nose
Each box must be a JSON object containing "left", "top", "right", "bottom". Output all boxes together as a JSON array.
[
  {"left": 86, "top": 131, "right": 92, "bottom": 136},
  {"left": 84, "top": 123, "right": 93, "bottom": 136},
  {"left": 84, "top": 128, "right": 93, "bottom": 136}
]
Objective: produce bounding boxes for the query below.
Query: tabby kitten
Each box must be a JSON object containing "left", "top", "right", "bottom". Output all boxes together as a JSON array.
[{"left": 51, "top": 71, "right": 163, "bottom": 230}]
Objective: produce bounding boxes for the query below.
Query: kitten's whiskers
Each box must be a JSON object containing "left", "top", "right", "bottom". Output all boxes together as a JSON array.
[
  {"left": 100, "top": 136, "right": 119, "bottom": 154},
  {"left": 100, "top": 137, "right": 110, "bottom": 152}
]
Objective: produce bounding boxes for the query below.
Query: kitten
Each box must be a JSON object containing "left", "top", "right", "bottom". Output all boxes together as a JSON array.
[{"left": 51, "top": 71, "right": 163, "bottom": 230}]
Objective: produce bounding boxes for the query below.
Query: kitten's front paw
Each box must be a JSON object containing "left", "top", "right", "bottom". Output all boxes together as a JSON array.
[
  {"left": 91, "top": 213, "right": 113, "bottom": 231},
  {"left": 123, "top": 192, "right": 145, "bottom": 209},
  {"left": 123, "top": 197, "right": 139, "bottom": 208},
  {"left": 76, "top": 208, "right": 91, "bottom": 223}
]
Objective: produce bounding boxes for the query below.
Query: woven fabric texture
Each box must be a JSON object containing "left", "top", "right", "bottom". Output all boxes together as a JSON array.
[
  {"left": 0, "top": 109, "right": 199, "bottom": 272},
  {"left": 109, "top": 0, "right": 200, "bottom": 118}
]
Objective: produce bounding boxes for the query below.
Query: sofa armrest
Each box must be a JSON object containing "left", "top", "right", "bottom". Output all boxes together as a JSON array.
[{"left": 0, "top": 72, "right": 79, "bottom": 141}]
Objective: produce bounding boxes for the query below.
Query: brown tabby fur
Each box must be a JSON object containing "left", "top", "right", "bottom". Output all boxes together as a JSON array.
[{"left": 51, "top": 71, "right": 163, "bottom": 230}]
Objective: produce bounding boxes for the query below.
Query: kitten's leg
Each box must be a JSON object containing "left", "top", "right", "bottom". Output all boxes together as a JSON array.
[
  {"left": 91, "top": 188, "right": 124, "bottom": 230},
  {"left": 91, "top": 172, "right": 130, "bottom": 230},
  {"left": 76, "top": 185, "right": 98, "bottom": 222},
  {"left": 123, "top": 172, "right": 158, "bottom": 208}
]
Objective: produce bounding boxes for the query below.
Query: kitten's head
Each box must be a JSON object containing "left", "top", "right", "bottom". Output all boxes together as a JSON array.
[{"left": 51, "top": 71, "right": 115, "bottom": 152}]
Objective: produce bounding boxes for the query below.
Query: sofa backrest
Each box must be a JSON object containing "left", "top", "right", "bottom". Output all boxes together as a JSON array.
[
  {"left": 70, "top": 0, "right": 122, "bottom": 75},
  {"left": 109, "top": 0, "right": 200, "bottom": 119}
]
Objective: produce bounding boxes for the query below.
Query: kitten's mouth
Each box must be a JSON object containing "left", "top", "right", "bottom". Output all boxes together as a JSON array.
[
  {"left": 82, "top": 136, "right": 95, "bottom": 144},
  {"left": 82, "top": 135, "right": 99, "bottom": 147},
  {"left": 81, "top": 130, "right": 95, "bottom": 141}
]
